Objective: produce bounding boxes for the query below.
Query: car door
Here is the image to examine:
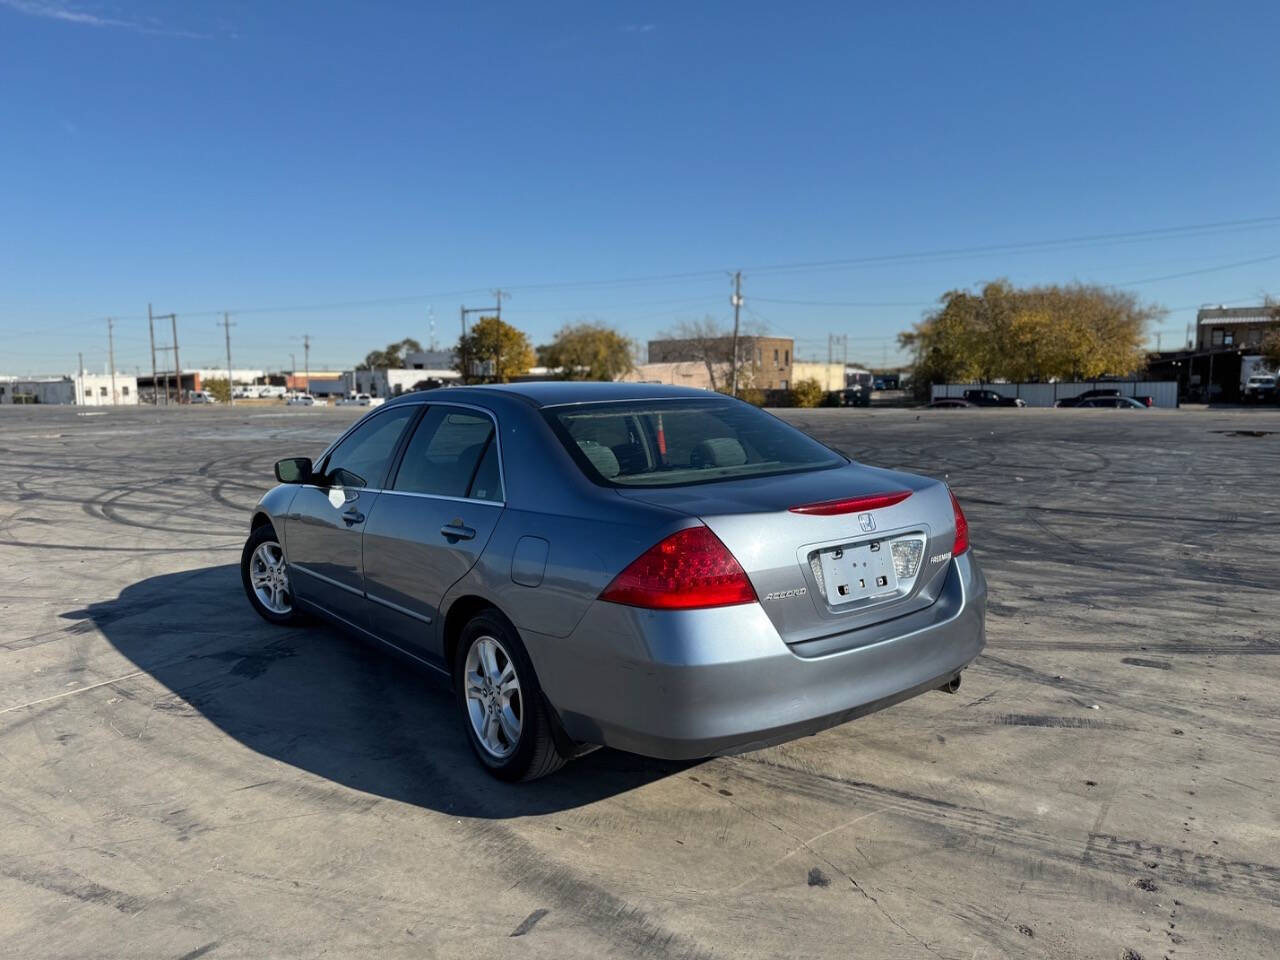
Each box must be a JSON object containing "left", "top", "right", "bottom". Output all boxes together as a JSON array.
[
  {"left": 361, "top": 404, "right": 505, "bottom": 664},
  {"left": 283, "top": 404, "right": 420, "bottom": 628}
]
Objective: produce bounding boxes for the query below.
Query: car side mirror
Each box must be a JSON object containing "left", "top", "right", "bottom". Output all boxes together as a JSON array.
[{"left": 274, "top": 457, "right": 313, "bottom": 484}]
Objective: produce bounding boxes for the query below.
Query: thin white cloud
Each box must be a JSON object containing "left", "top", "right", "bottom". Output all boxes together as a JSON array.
[
  {"left": 622, "top": 24, "right": 656, "bottom": 33},
  {"left": 0, "top": 0, "right": 208, "bottom": 38}
]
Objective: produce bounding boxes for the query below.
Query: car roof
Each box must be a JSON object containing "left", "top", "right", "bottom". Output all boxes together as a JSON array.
[{"left": 384, "top": 381, "right": 721, "bottom": 409}]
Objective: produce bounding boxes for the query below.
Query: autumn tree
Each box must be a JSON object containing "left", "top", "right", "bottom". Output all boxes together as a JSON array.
[
  {"left": 202, "top": 377, "right": 231, "bottom": 403},
  {"left": 539, "top": 322, "right": 635, "bottom": 380},
  {"left": 455, "top": 316, "right": 534, "bottom": 383},
  {"left": 361, "top": 337, "right": 423, "bottom": 369},
  {"left": 1263, "top": 298, "right": 1280, "bottom": 371},
  {"left": 899, "top": 280, "right": 1160, "bottom": 392},
  {"left": 790, "top": 378, "right": 824, "bottom": 408}
]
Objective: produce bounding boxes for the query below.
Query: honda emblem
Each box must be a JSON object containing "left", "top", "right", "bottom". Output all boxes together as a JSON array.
[{"left": 858, "top": 512, "right": 875, "bottom": 532}]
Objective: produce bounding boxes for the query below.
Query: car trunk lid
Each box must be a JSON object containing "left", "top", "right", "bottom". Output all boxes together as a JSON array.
[{"left": 615, "top": 463, "right": 958, "bottom": 650}]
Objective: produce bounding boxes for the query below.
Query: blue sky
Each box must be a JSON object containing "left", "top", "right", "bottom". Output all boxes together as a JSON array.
[{"left": 2, "top": 0, "right": 1277, "bottom": 375}]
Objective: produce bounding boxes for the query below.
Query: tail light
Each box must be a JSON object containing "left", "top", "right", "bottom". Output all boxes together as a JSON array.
[
  {"left": 599, "top": 525, "right": 757, "bottom": 610},
  {"left": 789, "top": 490, "right": 912, "bottom": 515},
  {"left": 949, "top": 489, "right": 969, "bottom": 554}
]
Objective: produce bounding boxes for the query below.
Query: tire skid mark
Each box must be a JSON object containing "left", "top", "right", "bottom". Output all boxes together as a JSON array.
[{"left": 723, "top": 757, "right": 1280, "bottom": 908}]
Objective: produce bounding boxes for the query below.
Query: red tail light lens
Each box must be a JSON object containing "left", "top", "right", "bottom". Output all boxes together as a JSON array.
[
  {"left": 599, "top": 525, "right": 758, "bottom": 610},
  {"left": 789, "top": 490, "right": 912, "bottom": 516},
  {"left": 949, "top": 489, "right": 969, "bottom": 554}
]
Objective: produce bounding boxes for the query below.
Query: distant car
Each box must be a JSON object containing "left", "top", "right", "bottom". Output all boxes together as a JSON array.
[
  {"left": 336, "top": 393, "right": 385, "bottom": 407},
  {"left": 287, "top": 394, "right": 317, "bottom": 406},
  {"left": 189, "top": 390, "right": 218, "bottom": 404},
  {"left": 1075, "top": 396, "right": 1147, "bottom": 409},
  {"left": 962, "top": 389, "right": 1025, "bottom": 408},
  {"left": 926, "top": 398, "right": 975, "bottom": 409},
  {"left": 258, "top": 386, "right": 287, "bottom": 399},
  {"left": 1243, "top": 375, "right": 1277, "bottom": 404},
  {"left": 1056, "top": 388, "right": 1153, "bottom": 408},
  {"left": 834, "top": 386, "right": 871, "bottom": 407},
  {"left": 873, "top": 377, "right": 887, "bottom": 391}
]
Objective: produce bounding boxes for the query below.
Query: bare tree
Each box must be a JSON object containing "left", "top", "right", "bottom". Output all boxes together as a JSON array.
[{"left": 655, "top": 315, "right": 766, "bottom": 392}]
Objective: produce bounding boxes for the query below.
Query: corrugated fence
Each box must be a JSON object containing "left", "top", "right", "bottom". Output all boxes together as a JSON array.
[{"left": 931, "top": 381, "right": 1179, "bottom": 408}]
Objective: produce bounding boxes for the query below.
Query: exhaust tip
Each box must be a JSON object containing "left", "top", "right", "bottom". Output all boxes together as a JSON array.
[{"left": 937, "top": 674, "right": 961, "bottom": 694}]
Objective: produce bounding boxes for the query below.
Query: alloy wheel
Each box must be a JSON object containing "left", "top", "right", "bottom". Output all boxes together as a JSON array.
[
  {"left": 249, "top": 540, "right": 292, "bottom": 615},
  {"left": 463, "top": 635, "right": 522, "bottom": 758}
]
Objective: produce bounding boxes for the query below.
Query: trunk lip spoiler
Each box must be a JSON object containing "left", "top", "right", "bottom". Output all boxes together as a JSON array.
[{"left": 788, "top": 490, "right": 913, "bottom": 516}]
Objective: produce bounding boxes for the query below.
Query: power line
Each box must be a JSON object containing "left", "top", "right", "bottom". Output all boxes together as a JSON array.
[
  {"left": 1114, "top": 252, "right": 1280, "bottom": 287},
  {"left": 15, "top": 214, "right": 1280, "bottom": 336}
]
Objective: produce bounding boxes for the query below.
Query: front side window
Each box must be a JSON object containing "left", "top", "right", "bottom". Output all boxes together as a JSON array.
[
  {"left": 392, "top": 407, "right": 502, "bottom": 501},
  {"left": 321, "top": 405, "right": 417, "bottom": 488},
  {"left": 548, "top": 398, "right": 845, "bottom": 487}
]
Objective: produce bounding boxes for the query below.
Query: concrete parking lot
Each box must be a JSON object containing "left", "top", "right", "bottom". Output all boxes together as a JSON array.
[{"left": 1, "top": 404, "right": 1277, "bottom": 959}]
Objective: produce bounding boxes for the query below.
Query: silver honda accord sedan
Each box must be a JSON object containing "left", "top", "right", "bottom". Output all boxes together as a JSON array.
[{"left": 241, "top": 382, "right": 986, "bottom": 780}]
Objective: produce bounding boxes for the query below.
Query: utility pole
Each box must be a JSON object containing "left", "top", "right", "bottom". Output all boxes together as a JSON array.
[
  {"left": 148, "top": 303, "right": 158, "bottom": 405},
  {"left": 107, "top": 318, "right": 117, "bottom": 405},
  {"left": 219, "top": 312, "right": 236, "bottom": 405},
  {"left": 303, "top": 334, "right": 311, "bottom": 392},
  {"left": 729, "top": 271, "right": 743, "bottom": 396},
  {"left": 492, "top": 289, "right": 509, "bottom": 382},
  {"left": 170, "top": 314, "right": 183, "bottom": 403},
  {"left": 78, "top": 352, "right": 84, "bottom": 405},
  {"left": 459, "top": 305, "right": 468, "bottom": 383}
]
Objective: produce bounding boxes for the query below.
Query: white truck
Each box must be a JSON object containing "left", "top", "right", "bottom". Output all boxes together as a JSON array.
[{"left": 257, "top": 385, "right": 288, "bottom": 399}]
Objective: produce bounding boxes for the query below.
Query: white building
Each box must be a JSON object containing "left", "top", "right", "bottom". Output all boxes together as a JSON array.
[
  {"left": 354, "top": 368, "right": 459, "bottom": 397},
  {"left": 791, "top": 361, "right": 847, "bottom": 392},
  {"left": 0, "top": 373, "right": 139, "bottom": 405}
]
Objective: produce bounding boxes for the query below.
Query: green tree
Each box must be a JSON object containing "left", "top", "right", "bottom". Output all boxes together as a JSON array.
[
  {"left": 361, "top": 337, "right": 423, "bottom": 369},
  {"left": 899, "top": 280, "right": 1160, "bottom": 394},
  {"left": 790, "top": 378, "right": 824, "bottom": 408},
  {"left": 203, "top": 377, "right": 231, "bottom": 403},
  {"left": 540, "top": 322, "right": 635, "bottom": 380},
  {"left": 456, "top": 316, "right": 534, "bottom": 383}
]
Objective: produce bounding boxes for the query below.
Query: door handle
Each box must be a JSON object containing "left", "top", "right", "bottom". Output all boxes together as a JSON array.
[
  {"left": 342, "top": 508, "right": 366, "bottom": 526},
  {"left": 440, "top": 522, "right": 476, "bottom": 541}
]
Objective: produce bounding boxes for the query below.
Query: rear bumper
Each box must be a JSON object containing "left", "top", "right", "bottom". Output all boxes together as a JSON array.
[{"left": 529, "top": 552, "right": 987, "bottom": 760}]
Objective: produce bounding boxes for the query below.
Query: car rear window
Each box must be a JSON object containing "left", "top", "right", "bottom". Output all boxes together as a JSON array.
[{"left": 545, "top": 398, "right": 845, "bottom": 487}]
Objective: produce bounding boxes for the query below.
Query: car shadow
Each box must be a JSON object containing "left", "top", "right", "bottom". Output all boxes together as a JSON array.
[{"left": 63, "top": 564, "right": 697, "bottom": 818}]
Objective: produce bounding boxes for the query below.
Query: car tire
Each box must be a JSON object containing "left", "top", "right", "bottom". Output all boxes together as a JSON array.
[
  {"left": 241, "top": 523, "right": 299, "bottom": 625},
  {"left": 454, "top": 609, "right": 566, "bottom": 782}
]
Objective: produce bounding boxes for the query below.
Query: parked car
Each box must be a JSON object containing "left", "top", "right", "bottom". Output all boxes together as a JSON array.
[
  {"left": 1076, "top": 396, "right": 1147, "bottom": 409},
  {"left": 1056, "top": 388, "right": 1153, "bottom": 408},
  {"left": 834, "top": 386, "right": 871, "bottom": 406},
  {"left": 257, "top": 385, "right": 287, "bottom": 399},
  {"left": 1242, "top": 375, "right": 1278, "bottom": 404},
  {"left": 335, "top": 393, "right": 385, "bottom": 407},
  {"left": 189, "top": 390, "right": 218, "bottom": 404},
  {"left": 962, "top": 388, "right": 1025, "bottom": 407},
  {"left": 241, "top": 383, "right": 986, "bottom": 780},
  {"left": 286, "top": 393, "right": 318, "bottom": 406},
  {"left": 926, "top": 398, "right": 975, "bottom": 409}
]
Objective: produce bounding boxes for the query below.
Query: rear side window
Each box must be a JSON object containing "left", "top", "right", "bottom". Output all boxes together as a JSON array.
[
  {"left": 392, "top": 407, "right": 502, "bottom": 501},
  {"left": 547, "top": 398, "right": 845, "bottom": 487}
]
